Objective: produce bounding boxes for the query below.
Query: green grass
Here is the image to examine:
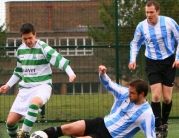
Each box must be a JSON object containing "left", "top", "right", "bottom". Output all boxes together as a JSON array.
[
  {"left": 0, "top": 94, "right": 114, "bottom": 121},
  {"left": 0, "top": 93, "right": 179, "bottom": 137},
  {"left": 0, "top": 121, "right": 179, "bottom": 138}
]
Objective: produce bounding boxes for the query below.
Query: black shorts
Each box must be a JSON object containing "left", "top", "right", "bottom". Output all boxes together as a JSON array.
[
  {"left": 84, "top": 117, "right": 112, "bottom": 138},
  {"left": 145, "top": 54, "right": 176, "bottom": 86}
]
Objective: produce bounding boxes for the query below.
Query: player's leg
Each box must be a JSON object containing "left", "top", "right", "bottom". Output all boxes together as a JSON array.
[
  {"left": 18, "top": 97, "right": 43, "bottom": 138},
  {"left": 6, "top": 92, "right": 26, "bottom": 138},
  {"left": 62, "top": 120, "right": 86, "bottom": 136},
  {"left": 161, "top": 85, "right": 172, "bottom": 138},
  {"left": 18, "top": 84, "right": 51, "bottom": 138},
  {"left": 42, "top": 117, "right": 108, "bottom": 138},
  {"left": 6, "top": 112, "right": 22, "bottom": 138},
  {"left": 161, "top": 54, "right": 176, "bottom": 138},
  {"left": 162, "top": 85, "right": 173, "bottom": 123},
  {"left": 145, "top": 57, "right": 163, "bottom": 138},
  {"left": 42, "top": 120, "right": 86, "bottom": 138},
  {"left": 150, "top": 83, "right": 163, "bottom": 138}
]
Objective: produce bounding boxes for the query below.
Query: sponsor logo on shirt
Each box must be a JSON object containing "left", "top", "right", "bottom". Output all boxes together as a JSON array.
[{"left": 23, "top": 68, "right": 37, "bottom": 75}]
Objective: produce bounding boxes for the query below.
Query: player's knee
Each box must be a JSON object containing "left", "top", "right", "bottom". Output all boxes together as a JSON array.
[
  {"left": 61, "top": 124, "right": 73, "bottom": 135},
  {"left": 152, "top": 95, "right": 161, "bottom": 102},
  {"left": 6, "top": 117, "right": 18, "bottom": 125},
  {"left": 163, "top": 99, "right": 171, "bottom": 104}
]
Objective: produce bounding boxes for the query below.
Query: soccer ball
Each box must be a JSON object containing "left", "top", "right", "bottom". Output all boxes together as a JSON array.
[{"left": 30, "top": 131, "right": 48, "bottom": 138}]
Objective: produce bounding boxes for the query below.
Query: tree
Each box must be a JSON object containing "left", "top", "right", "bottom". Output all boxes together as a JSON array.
[
  {"left": 88, "top": 0, "right": 146, "bottom": 81},
  {"left": 0, "top": 23, "right": 6, "bottom": 46},
  {"left": 0, "top": 23, "right": 11, "bottom": 76},
  {"left": 0, "top": 23, "right": 7, "bottom": 59},
  {"left": 159, "top": 0, "right": 179, "bottom": 23},
  {"left": 88, "top": 0, "right": 179, "bottom": 81}
]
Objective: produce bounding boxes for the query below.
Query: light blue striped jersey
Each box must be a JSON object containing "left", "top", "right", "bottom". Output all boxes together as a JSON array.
[
  {"left": 100, "top": 74, "right": 156, "bottom": 138},
  {"left": 130, "top": 16, "right": 179, "bottom": 62},
  {"left": 10, "top": 40, "right": 71, "bottom": 88}
]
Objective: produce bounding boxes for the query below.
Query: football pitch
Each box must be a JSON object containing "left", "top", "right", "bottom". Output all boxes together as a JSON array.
[
  {"left": 0, "top": 121, "right": 179, "bottom": 137},
  {"left": 0, "top": 93, "right": 179, "bottom": 137}
]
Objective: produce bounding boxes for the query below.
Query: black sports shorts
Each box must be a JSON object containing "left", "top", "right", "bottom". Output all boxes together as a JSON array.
[
  {"left": 84, "top": 117, "right": 112, "bottom": 138},
  {"left": 145, "top": 54, "right": 176, "bottom": 87}
]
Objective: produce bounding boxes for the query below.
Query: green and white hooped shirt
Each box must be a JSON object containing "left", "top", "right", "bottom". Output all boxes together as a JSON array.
[{"left": 7, "top": 40, "right": 74, "bottom": 88}]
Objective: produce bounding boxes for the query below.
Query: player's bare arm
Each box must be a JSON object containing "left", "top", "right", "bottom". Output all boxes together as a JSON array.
[{"left": 0, "top": 84, "right": 10, "bottom": 94}]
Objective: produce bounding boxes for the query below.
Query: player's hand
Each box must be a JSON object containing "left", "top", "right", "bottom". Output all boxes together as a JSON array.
[
  {"left": 0, "top": 84, "right": 10, "bottom": 94},
  {"left": 172, "top": 60, "right": 179, "bottom": 68},
  {"left": 69, "top": 74, "right": 76, "bottom": 82},
  {"left": 128, "top": 62, "right": 136, "bottom": 70},
  {"left": 99, "top": 65, "right": 107, "bottom": 75}
]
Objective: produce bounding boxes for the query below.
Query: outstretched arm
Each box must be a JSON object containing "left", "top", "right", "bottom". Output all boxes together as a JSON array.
[
  {"left": 98, "top": 65, "right": 107, "bottom": 75},
  {"left": 98, "top": 65, "right": 128, "bottom": 96}
]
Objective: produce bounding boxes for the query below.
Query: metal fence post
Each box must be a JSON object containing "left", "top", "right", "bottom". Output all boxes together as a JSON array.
[{"left": 40, "top": 105, "right": 45, "bottom": 119}]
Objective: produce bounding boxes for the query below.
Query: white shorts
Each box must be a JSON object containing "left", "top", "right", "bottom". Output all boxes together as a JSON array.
[{"left": 10, "top": 84, "right": 52, "bottom": 117}]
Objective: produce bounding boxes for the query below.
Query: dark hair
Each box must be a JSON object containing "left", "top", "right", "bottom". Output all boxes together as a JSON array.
[
  {"left": 129, "top": 79, "right": 148, "bottom": 96},
  {"left": 20, "top": 23, "right": 35, "bottom": 35},
  {"left": 145, "top": 0, "right": 160, "bottom": 11}
]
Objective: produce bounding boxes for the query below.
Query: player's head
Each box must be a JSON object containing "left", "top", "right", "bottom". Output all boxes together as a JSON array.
[
  {"left": 20, "top": 23, "right": 36, "bottom": 36},
  {"left": 128, "top": 79, "right": 148, "bottom": 104},
  {"left": 145, "top": 0, "right": 160, "bottom": 26},
  {"left": 20, "top": 23, "right": 36, "bottom": 48},
  {"left": 146, "top": 0, "right": 160, "bottom": 11}
]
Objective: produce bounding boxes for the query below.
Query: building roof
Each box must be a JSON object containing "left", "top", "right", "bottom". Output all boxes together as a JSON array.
[{"left": 6, "top": 0, "right": 90, "bottom": 2}]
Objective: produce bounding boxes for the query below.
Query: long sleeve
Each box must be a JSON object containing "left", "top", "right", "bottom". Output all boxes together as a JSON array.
[
  {"left": 6, "top": 56, "right": 22, "bottom": 88},
  {"left": 99, "top": 73, "right": 128, "bottom": 97},
  {"left": 6, "top": 75, "right": 20, "bottom": 88},
  {"left": 41, "top": 43, "right": 70, "bottom": 71},
  {"left": 170, "top": 19, "right": 179, "bottom": 60},
  {"left": 140, "top": 112, "right": 156, "bottom": 138},
  {"left": 129, "top": 22, "right": 145, "bottom": 62},
  {"left": 65, "top": 65, "right": 75, "bottom": 76}
]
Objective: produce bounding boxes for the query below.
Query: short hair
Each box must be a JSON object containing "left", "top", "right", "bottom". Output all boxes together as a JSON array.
[
  {"left": 145, "top": 0, "right": 160, "bottom": 11},
  {"left": 20, "top": 23, "right": 35, "bottom": 36},
  {"left": 129, "top": 79, "right": 148, "bottom": 96}
]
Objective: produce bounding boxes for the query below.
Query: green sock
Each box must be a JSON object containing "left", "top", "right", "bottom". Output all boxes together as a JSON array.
[
  {"left": 6, "top": 123, "right": 19, "bottom": 138},
  {"left": 22, "top": 104, "right": 39, "bottom": 133}
]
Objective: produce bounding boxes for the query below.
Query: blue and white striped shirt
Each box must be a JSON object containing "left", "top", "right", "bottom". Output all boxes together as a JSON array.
[
  {"left": 130, "top": 16, "right": 179, "bottom": 62},
  {"left": 100, "top": 74, "right": 156, "bottom": 138}
]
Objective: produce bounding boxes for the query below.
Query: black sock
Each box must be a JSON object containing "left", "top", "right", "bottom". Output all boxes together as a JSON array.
[
  {"left": 42, "top": 126, "right": 63, "bottom": 138},
  {"left": 56, "top": 126, "right": 64, "bottom": 137},
  {"left": 151, "top": 102, "right": 162, "bottom": 127},
  {"left": 162, "top": 100, "right": 172, "bottom": 124}
]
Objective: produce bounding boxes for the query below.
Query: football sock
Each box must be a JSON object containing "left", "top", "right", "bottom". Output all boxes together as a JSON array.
[
  {"left": 162, "top": 100, "right": 172, "bottom": 124},
  {"left": 56, "top": 126, "right": 64, "bottom": 136},
  {"left": 22, "top": 104, "right": 39, "bottom": 133},
  {"left": 42, "top": 126, "right": 63, "bottom": 138},
  {"left": 151, "top": 102, "right": 162, "bottom": 127},
  {"left": 6, "top": 123, "right": 19, "bottom": 138}
]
